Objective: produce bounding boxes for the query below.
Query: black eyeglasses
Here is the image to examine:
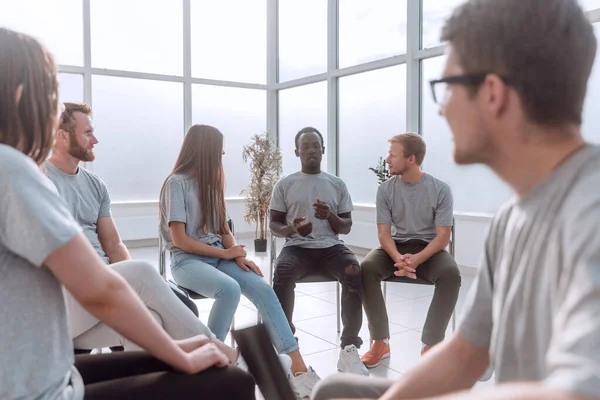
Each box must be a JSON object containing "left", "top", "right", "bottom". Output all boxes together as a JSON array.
[{"left": 429, "top": 72, "right": 513, "bottom": 105}]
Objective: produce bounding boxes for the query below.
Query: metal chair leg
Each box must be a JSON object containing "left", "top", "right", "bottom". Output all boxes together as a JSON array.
[{"left": 336, "top": 283, "right": 341, "bottom": 333}]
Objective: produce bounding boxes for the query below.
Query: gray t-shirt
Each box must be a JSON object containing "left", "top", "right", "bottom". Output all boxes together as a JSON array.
[
  {"left": 159, "top": 173, "right": 223, "bottom": 258},
  {"left": 0, "top": 145, "right": 84, "bottom": 400},
  {"left": 376, "top": 173, "right": 453, "bottom": 243},
  {"left": 459, "top": 145, "right": 600, "bottom": 398},
  {"left": 269, "top": 171, "right": 354, "bottom": 249},
  {"left": 44, "top": 161, "right": 112, "bottom": 263}
]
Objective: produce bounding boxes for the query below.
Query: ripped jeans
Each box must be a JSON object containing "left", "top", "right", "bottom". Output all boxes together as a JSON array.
[{"left": 273, "top": 244, "right": 364, "bottom": 349}]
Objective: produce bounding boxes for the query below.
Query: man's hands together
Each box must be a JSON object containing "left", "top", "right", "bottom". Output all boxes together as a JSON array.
[{"left": 393, "top": 253, "right": 424, "bottom": 279}]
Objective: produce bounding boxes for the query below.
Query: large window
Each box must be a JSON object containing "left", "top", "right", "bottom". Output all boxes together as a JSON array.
[
  {"left": 338, "top": 0, "right": 407, "bottom": 68},
  {"left": 91, "top": 76, "right": 184, "bottom": 202},
  {"left": 90, "top": 0, "right": 183, "bottom": 75},
  {"left": 58, "top": 73, "right": 84, "bottom": 104},
  {"left": 0, "top": 0, "right": 83, "bottom": 66},
  {"left": 582, "top": 23, "right": 600, "bottom": 145},
  {"left": 339, "top": 66, "right": 407, "bottom": 204},
  {"left": 191, "top": 85, "right": 266, "bottom": 197},
  {"left": 421, "top": 56, "right": 512, "bottom": 214},
  {"left": 278, "top": 0, "right": 327, "bottom": 82},
  {"left": 421, "top": 0, "right": 465, "bottom": 49},
  {"left": 278, "top": 82, "right": 328, "bottom": 176},
  {"left": 191, "top": 0, "right": 266, "bottom": 83},
  {"left": 580, "top": 0, "right": 600, "bottom": 11}
]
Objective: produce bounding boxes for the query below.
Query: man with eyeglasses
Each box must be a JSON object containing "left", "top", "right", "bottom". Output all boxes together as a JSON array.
[{"left": 313, "top": 0, "right": 600, "bottom": 399}]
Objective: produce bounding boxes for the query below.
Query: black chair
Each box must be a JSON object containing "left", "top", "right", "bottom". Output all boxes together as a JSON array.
[{"left": 269, "top": 233, "right": 341, "bottom": 333}]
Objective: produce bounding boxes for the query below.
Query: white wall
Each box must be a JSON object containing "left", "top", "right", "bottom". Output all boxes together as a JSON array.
[{"left": 117, "top": 199, "right": 492, "bottom": 271}]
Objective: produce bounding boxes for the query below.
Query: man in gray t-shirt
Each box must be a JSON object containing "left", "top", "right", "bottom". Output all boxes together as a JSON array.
[
  {"left": 359, "top": 133, "right": 461, "bottom": 369},
  {"left": 312, "top": 1, "right": 600, "bottom": 399},
  {"left": 45, "top": 103, "right": 199, "bottom": 349},
  {"left": 269, "top": 127, "right": 368, "bottom": 376}
]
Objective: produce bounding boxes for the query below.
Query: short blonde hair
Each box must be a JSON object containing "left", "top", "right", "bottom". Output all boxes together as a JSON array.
[{"left": 388, "top": 133, "right": 426, "bottom": 166}]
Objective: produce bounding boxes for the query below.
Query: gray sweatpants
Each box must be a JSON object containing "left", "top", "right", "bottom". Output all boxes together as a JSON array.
[
  {"left": 312, "top": 373, "right": 394, "bottom": 400},
  {"left": 64, "top": 260, "right": 215, "bottom": 351}
]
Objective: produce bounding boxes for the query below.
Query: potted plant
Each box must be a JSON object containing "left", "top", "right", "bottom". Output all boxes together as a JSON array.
[
  {"left": 241, "top": 132, "right": 282, "bottom": 252},
  {"left": 368, "top": 156, "right": 391, "bottom": 184}
]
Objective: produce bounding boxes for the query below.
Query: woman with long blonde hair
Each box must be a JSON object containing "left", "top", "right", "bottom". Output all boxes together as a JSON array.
[{"left": 160, "top": 125, "right": 321, "bottom": 399}]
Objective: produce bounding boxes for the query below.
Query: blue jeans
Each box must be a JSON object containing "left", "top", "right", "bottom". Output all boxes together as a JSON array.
[{"left": 171, "top": 247, "right": 299, "bottom": 354}]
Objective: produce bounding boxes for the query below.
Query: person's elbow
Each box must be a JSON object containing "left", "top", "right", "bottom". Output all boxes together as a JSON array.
[{"left": 170, "top": 231, "right": 187, "bottom": 251}]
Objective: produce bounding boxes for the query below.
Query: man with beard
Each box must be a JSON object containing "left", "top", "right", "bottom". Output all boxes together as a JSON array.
[
  {"left": 359, "top": 133, "right": 462, "bottom": 369},
  {"left": 44, "top": 103, "right": 204, "bottom": 354}
]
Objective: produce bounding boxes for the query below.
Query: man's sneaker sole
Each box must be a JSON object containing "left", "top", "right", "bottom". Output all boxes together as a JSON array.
[{"left": 362, "top": 351, "right": 390, "bottom": 368}]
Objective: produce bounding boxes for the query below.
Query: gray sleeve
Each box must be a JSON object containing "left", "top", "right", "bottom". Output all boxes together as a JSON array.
[
  {"left": 164, "top": 177, "right": 187, "bottom": 224},
  {"left": 0, "top": 163, "right": 82, "bottom": 267},
  {"left": 457, "top": 226, "right": 495, "bottom": 350},
  {"left": 435, "top": 184, "right": 454, "bottom": 226},
  {"left": 544, "top": 195, "right": 600, "bottom": 397},
  {"left": 269, "top": 179, "right": 287, "bottom": 213},
  {"left": 338, "top": 180, "right": 354, "bottom": 214},
  {"left": 375, "top": 185, "right": 392, "bottom": 225},
  {"left": 99, "top": 180, "right": 112, "bottom": 219}
]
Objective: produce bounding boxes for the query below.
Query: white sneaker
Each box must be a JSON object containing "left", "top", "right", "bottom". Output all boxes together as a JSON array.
[
  {"left": 236, "top": 353, "right": 293, "bottom": 377},
  {"left": 337, "top": 345, "right": 369, "bottom": 375},
  {"left": 479, "top": 365, "right": 494, "bottom": 382},
  {"left": 289, "top": 365, "right": 321, "bottom": 399}
]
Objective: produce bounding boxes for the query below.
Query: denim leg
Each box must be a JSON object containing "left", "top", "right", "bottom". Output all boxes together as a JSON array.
[
  {"left": 171, "top": 253, "right": 241, "bottom": 341},
  {"left": 216, "top": 260, "right": 299, "bottom": 354}
]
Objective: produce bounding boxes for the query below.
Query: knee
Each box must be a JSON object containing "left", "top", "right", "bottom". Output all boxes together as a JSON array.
[
  {"left": 440, "top": 264, "right": 461, "bottom": 288},
  {"left": 273, "top": 260, "right": 296, "bottom": 286},
  {"left": 342, "top": 263, "right": 362, "bottom": 290},
  {"left": 343, "top": 262, "right": 361, "bottom": 278},
  {"left": 360, "top": 258, "right": 381, "bottom": 280},
  {"left": 216, "top": 280, "right": 241, "bottom": 302},
  {"left": 115, "top": 260, "right": 159, "bottom": 284}
]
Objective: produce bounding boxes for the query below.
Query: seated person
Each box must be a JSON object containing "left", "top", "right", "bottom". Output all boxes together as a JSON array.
[
  {"left": 360, "top": 133, "right": 461, "bottom": 368},
  {"left": 0, "top": 27, "right": 254, "bottom": 400},
  {"left": 269, "top": 127, "right": 368, "bottom": 376},
  {"left": 44, "top": 103, "right": 237, "bottom": 363},
  {"left": 313, "top": 1, "right": 600, "bottom": 398},
  {"left": 159, "top": 124, "right": 320, "bottom": 399}
]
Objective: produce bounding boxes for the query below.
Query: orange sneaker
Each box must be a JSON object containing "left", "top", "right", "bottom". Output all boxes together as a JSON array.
[{"left": 361, "top": 340, "right": 391, "bottom": 368}]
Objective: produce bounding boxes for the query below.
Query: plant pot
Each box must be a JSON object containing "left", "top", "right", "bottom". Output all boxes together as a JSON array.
[{"left": 254, "top": 239, "right": 267, "bottom": 253}]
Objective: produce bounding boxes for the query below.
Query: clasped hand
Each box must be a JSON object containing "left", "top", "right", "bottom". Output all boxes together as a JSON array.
[{"left": 393, "top": 253, "right": 422, "bottom": 279}]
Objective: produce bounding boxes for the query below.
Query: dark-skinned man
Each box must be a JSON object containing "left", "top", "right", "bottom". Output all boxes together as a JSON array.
[{"left": 269, "top": 127, "right": 368, "bottom": 376}]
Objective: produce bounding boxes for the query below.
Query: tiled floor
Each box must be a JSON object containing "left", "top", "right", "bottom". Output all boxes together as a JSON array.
[{"left": 130, "top": 238, "right": 494, "bottom": 398}]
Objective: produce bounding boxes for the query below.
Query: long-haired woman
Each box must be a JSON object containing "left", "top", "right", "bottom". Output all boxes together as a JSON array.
[
  {"left": 160, "top": 125, "right": 321, "bottom": 399},
  {"left": 0, "top": 27, "right": 255, "bottom": 400}
]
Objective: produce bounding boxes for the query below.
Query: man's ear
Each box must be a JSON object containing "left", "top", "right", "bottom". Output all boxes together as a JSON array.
[
  {"left": 56, "top": 129, "right": 68, "bottom": 143},
  {"left": 321, "top": 146, "right": 326, "bottom": 154},
  {"left": 295, "top": 149, "right": 299, "bottom": 157}
]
